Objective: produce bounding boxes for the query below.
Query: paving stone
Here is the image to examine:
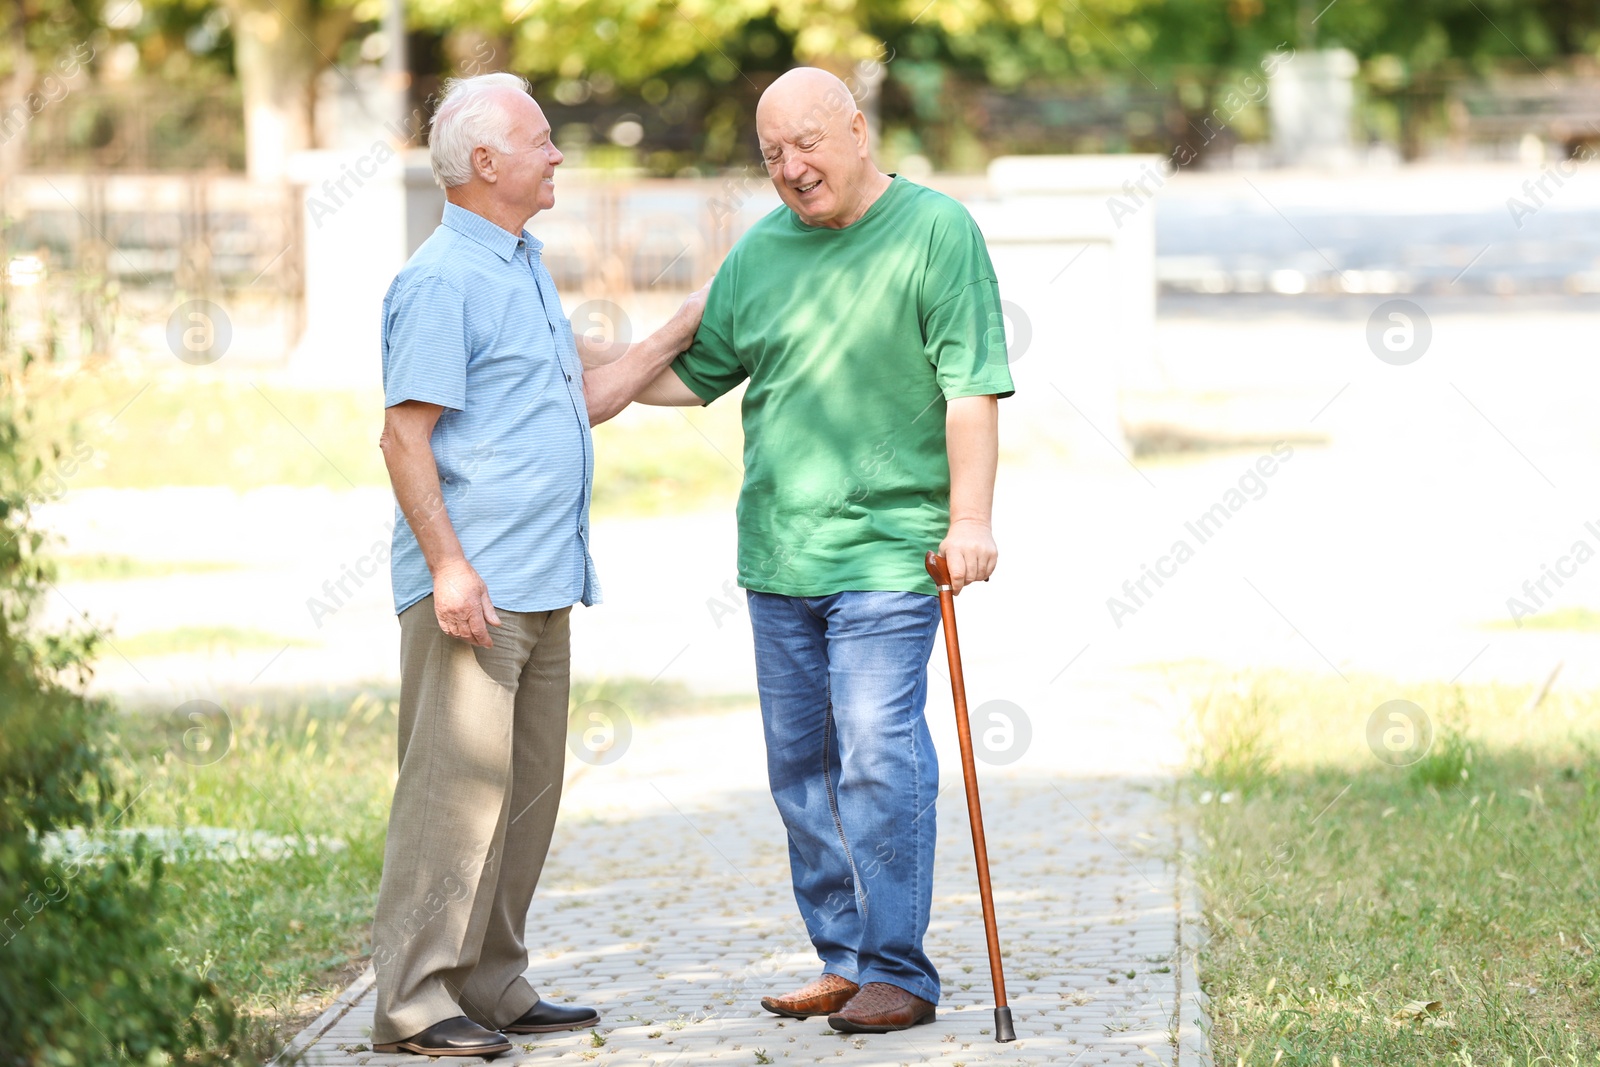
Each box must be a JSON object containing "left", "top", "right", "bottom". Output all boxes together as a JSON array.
[{"left": 280, "top": 695, "right": 1210, "bottom": 1066}]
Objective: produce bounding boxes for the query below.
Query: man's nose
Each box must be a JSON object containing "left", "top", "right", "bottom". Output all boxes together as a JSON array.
[
  {"left": 548, "top": 144, "right": 564, "bottom": 166},
  {"left": 781, "top": 154, "right": 808, "bottom": 183}
]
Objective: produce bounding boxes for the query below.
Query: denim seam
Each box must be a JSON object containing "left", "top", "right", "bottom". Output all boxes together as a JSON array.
[
  {"left": 911, "top": 687, "right": 924, "bottom": 963},
  {"left": 821, "top": 691, "right": 865, "bottom": 921},
  {"left": 914, "top": 651, "right": 936, "bottom": 1001}
]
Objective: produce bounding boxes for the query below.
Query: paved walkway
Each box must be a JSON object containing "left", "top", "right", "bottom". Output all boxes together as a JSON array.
[{"left": 280, "top": 678, "right": 1210, "bottom": 1067}]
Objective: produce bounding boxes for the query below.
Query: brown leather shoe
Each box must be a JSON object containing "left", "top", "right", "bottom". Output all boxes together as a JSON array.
[
  {"left": 827, "top": 982, "right": 937, "bottom": 1033},
  {"left": 759, "top": 974, "right": 860, "bottom": 1018}
]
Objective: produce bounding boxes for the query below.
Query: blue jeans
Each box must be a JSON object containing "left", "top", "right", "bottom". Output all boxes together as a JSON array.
[{"left": 746, "top": 590, "right": 943, "bottom": 1004}]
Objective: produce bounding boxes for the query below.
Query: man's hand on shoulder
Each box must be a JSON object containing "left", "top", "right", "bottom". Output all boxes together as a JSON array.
[
  {"left": 432, "top": 558, "right": 502, "bottom": 647},
  {"left": 582, "top": 275, "right": 714, "bottom": 423},
  {"left": 665, "top": 275, "right": 712, "bottom": 352},
  {"left": 939, "top": 518, "right": 997, "bottom": 594}
]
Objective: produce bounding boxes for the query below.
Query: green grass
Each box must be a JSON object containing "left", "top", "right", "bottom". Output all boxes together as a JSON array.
[
  {"left": 114, "top": 626, "right": 317, "bottom": 658},
  {"left": 1187, "top": 670, "right": 1600, "bottom": 1065},
  {"left": 1487, "top": 606, "right": 1600, "bottom": 632},
  {"left": 54, "top": 554, "right": 244, "bottom": 582},
  {"left": 102, "top": 678, "right": 750, "bottom": 1058},
  {"left": 25, "top": 364, "right": 742, "bottom": 516},
  {"left": 592, "top": 405, "right": 742, "bottom": 517},
  {"left": 107, "top": 690, "right": 396, "bottom": 1061},
  {"left": 28, "top": 367, "right": 389, "bottom": 490}
]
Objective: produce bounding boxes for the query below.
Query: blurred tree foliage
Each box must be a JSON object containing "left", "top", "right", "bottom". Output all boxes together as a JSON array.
[
  {"left": 13, "top": 0, "right": 1600, "bottom": 168},
  {"left": 407, "top": 0, "right": 1600, "bottom": 90},
  {"left": 1, "top": 0, "right": 99, "bottom": 80}
]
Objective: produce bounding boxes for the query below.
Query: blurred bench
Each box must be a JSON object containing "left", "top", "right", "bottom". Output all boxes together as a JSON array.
[{"left": 1452, "top": 77, "right": 1600, "bottom": 153}]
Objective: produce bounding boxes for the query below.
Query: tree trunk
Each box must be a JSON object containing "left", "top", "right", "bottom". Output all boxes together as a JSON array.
[{"left": 228, "top": 0, "right": 319, "bottom": 182}]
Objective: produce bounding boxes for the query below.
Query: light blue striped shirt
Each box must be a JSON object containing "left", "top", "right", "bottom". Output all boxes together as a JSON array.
[{"left": 381, "top": 201, "right": 600, "bottom": 615}]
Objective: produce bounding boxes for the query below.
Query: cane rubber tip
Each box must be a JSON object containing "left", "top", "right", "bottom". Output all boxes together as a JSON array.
[
  {"left": 994, "top": 1006, "right": 1015, "bottom": 1043},
  {"left": 925, "top": 552, "right": 951, "bottom": 585}
]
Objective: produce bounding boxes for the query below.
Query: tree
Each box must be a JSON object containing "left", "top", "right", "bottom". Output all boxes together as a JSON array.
[
  {"left": 92, "top": 0, "right": 368, "bottom": 180},
  {"left": 23, "top": 0, "right": 1600, "bottom": 175}
]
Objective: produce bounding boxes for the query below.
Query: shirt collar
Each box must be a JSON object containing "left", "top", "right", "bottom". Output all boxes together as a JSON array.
[{"left": 441, "top": 201, "right": 543, "bottom": 261}]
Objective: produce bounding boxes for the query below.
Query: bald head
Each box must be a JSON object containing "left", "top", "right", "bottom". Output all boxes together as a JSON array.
[
  {"left": 755, "top": 66, "right": 887, "bottom": 229},
  {"left": 757, "top": 67, "right": 859, "bottom": 134}
]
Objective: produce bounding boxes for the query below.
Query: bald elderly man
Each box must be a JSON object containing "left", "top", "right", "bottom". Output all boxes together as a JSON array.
[{"left": 622, "top": 67, "right": 1014, "bottom": 1032}]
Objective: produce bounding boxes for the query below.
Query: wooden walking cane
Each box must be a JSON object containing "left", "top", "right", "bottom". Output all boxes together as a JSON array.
[{"left": 925, "top": 551, "right": 1015, "bottom": 1043}]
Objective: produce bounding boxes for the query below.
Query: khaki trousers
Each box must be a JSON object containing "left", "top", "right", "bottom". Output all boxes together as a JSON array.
[{"left": 370, "top": 596, "right": 571, "bottom": 1044}]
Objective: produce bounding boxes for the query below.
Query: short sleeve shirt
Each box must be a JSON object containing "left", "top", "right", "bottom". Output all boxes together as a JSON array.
[
  {"left": 671, "top": 176, "right": 1015, "bottom": 597},
  {"left": 381, "top": 202, "right": 600, "bottom": 615}
]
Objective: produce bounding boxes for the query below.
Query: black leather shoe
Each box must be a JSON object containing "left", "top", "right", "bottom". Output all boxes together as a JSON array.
[
  {"left": 372, "top": 1015, "right": 512, "bottom": 1057},
  {"left": 502, "top": 1000, "right": 602, "bottom": 1034}
]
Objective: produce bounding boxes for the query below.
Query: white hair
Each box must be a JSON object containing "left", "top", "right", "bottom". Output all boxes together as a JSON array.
[{"left": 429, "top": 72, "right": 531, "bottom": 189}]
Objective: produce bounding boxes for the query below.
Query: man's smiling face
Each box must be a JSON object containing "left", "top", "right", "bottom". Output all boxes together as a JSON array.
[
  {"left": 756, "top": 71, "right": 874, "bottom": 229},
  {"left": 491, "top": 91, "right": 563, "bottom": 219}
]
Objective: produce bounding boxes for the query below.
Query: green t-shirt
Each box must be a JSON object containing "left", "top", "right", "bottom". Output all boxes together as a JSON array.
[{"left": 671, "top": 175, "right": 1015, "bottom": 597}]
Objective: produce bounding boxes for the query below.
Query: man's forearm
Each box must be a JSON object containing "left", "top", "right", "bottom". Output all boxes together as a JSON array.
[
  {"left": 946, "top": 394, "right": 999, "bottom": 525},
  {"left": 583, "top": 327, "right": 692, "bottom": 425},
  {"left": 384, "top": 441, "right": 466, "bottom": 575}
]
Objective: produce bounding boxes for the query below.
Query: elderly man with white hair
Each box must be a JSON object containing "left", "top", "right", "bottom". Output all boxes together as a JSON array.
[{"left": 368, "top": 72, "right": 705, "bottom": 1057}]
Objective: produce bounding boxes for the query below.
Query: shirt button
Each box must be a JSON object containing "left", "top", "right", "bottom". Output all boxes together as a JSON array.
[{"left": 565, "top": 372, "right": 572, "bottom": 381}]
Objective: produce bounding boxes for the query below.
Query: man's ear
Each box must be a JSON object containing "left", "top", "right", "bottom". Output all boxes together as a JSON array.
[
  {"left": 852, "top": 110, "right": 870, "bottom": 158},
  {"left": 473, "top": 144, "right": 497, "bottom": 183}
]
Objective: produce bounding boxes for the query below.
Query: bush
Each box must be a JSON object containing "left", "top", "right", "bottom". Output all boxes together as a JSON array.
[{"left": 0, "top": 353, "right": 237, "bottom": 1065}]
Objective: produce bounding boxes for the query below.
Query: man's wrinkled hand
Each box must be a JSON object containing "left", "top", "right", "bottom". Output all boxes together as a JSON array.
[
  {"left": 938, "top": 519, "right": 997, "bottom": 594},
  {"left": 433, "top": 558, "right": 501, "bottom": 647},
  {"left": 671, "top": 275, "right": 713, "bottom": 347}
]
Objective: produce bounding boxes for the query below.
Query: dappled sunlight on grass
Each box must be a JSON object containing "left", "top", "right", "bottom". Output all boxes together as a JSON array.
[
  {"left": 1182, "top": 669, "right": 1600, "bottom": 1065},
  {"left": 54, "top": 555, "right": 246, "bottom": 582},
  {"left": 115, "top": 626, "right": 317, "bottom": 658},
  {"left": 24, "top": 364, "right": 389, "bottom": 491},
  {"left": 1486, "top": 606, "right": 1600, "bottom": 633},
  {"left": 590, "top": 400, "right": 743, "bottom": 517},
  {"left": 25, "top": 362, "right": 744, "bottom": 517}
]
